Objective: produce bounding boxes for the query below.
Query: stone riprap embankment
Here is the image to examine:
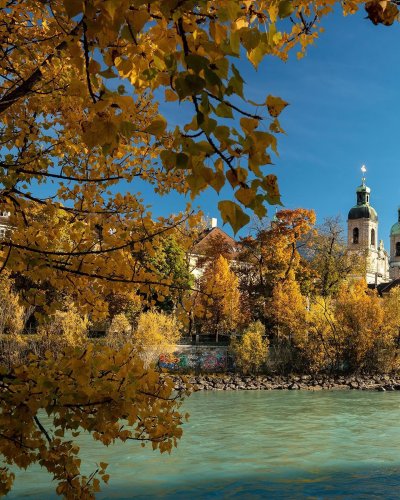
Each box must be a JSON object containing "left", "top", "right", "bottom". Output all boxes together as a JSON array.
[{"left": 172, "top": 374, "right": 400, "bottom": 392}]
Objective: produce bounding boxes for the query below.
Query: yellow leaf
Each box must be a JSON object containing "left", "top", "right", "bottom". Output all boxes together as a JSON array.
[
  {"left": 240, "top": 117, "right": 259, "bottom": 135},
  {"left": 63, "top": 0, "right": 83, "bottom": 18},
  {"left": 218, "top": 200, "right": 250, "bottom": 234},
  {"left": 266, "top": 95, "right": 289, "bottom": 117},
  {"left": 235, "top": 187, "right": 256, "bottom": 206},
  {"left": 102, "top": 0, "right": 118, "bottom": 20},
  {"left": 165, "top": 89, "right": 178, "bottom": 102}
]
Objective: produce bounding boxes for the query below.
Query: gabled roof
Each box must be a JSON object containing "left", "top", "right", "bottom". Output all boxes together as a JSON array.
[{"left": 190, "top": 227, "right": 237, "bottom": 256}]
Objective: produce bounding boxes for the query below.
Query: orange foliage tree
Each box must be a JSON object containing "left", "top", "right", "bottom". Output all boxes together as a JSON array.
[{"left": 238, "top": 208, "right": 315, "bottom": 323}]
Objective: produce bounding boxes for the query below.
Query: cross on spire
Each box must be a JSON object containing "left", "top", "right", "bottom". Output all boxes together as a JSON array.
[{"left": 361, "top": 164, "right": 367, "bottom": 186}]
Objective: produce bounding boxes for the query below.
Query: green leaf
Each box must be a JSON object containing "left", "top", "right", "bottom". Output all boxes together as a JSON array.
[
  {"left": 209, "top": 170, "right": 225, "bottom": 193},
  {"left": 241, "top": 29, "right": 260, "bottom": 51},
  {"left": 218, "top": 200, "right": 250, "bottom": 234},
  {"left": 227, "top": 64, "right": 245, "bottom": 98},
  {"left": 144, "top": 116, "right": 167, "bottom": 137},
  {"left": 187, "top": 173, "right": 208, "bottom": 198},
  {"left": 185, "top": 54, "right": 209, "bottom": 73},
  {"left": 160, "top": 150, "right": 175, "bottom": 171},
  {"left": 201, "top": 117, "right": 217, "bottom": 134},
  {"left": 175, "top": 75, "right": 206, "bottom": 99},
  {"left": 214, "top": 125, "right": 231, "bottom": 142},
  {"left": 278, "top": 0, "right": 294, "bottom": 19},
  {"left": 142, "top": 68, "right": 158, "bottom": 81},
  {"left": 230, "top": 30, "right": 240, "bottom": 55},
  {"left": 262, "top": 174, "right": 282, "bottom": 205},
  {"left": 215, "top": 102, "right": 233, "bottom": 118},
  {"left": 220, "top": 4, "right": 242, "bottom": 22},
  {"left": 204, "top": 68, "right": 223, "bottom": 90},
  {"left": 248, "top": 194, "right": 268, "bottom": 218},
  {"left": 120, "top": 121, "right": 136, "bottom": 138},
  {"left": 176, "top": 153, "right": 189, "bottom": 169}
]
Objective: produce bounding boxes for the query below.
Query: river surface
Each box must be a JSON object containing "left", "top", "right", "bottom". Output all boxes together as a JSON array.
[{"left": 8, "top": 391, "right": 400, "bottom": 499}]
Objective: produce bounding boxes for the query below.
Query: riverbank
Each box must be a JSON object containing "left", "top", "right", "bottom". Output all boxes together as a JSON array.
[{"left": 173, "top": 373, "right": 400, "bottom": 391}]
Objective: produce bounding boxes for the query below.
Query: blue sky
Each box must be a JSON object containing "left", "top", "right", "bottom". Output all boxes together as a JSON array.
[{"left": 148, "top": 8, "right": 400, "bottom": 247}]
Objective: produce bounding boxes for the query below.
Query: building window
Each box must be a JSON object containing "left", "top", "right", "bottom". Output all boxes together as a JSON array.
[
  {"left": 353, "top": 227, "right": 359, "bottom": 244},
  {"left": 396, "top": 242, "right": 400, "bottom": 257},
  {"left": 371, "top": 229, "right": 375, "bottom": 247}
]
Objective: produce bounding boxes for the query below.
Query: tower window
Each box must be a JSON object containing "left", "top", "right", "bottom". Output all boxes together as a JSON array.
[
  {"left": 371, "top": 229, "right": 375, "bottom": 247},
  {"left": 396, "top": 242, "right": 400, "bottom": 257},
  {"left": 353, "top": 228, "right": 359, "bottom": 244}
]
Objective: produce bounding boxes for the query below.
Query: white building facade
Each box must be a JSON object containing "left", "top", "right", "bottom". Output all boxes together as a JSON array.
[{"left": 0, "top": 211, "right": 10, "bottom": 240}]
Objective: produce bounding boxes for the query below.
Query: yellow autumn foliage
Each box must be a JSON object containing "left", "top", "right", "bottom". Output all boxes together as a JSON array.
[
  {"left": 37, "top": 303, "right": 89, "bottom": 350},
  {"left": 333, "top": 280, "right": 400, "bottom": 372},
  {"left": 0, "top": 273, "right": 30, "bottom": 367},
  {"left": 267, "top": 277, "right": 400, "bottom": 374},
  {"left": 107, "top": 313, "right": 133, "bottom": 347},
  {"left": 134, "top": 311, "right": 182, "bottom": 368},
  {"left": 0, "top": 273, "right": 24, "bottom": 336},
  {"left": 0, "top": 0, "right": 395, "bottom": 496},
  {"left": 198, "top": 255, "right": 241, "bottom": 340},
  {"left": 0, "top": 343, "right": 188, "bottom": 498},
  {"left": 231, "top": 321, "right": 269, "bottom": 374}
]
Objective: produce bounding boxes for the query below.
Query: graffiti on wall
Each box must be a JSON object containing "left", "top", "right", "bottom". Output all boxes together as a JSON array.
[
  {"left": 200, "top": 351, "right": 226, "bottom": 371},
  {"left": 158, "top": 347, "right": 229, "bottom": 372}
]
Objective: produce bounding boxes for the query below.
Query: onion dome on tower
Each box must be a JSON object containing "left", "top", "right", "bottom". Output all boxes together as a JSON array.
[
  {"left": 347, "top": 165, "right": 378, "bottom": 250},
  {"left": 389, "top": 208, "right": 400, "bottom": 279},
  {"left": 390, "top": 208, "right": 400, "bottom": 238},
  {"left": 348, "top": 168, "right": 377, "bottom": 223}
]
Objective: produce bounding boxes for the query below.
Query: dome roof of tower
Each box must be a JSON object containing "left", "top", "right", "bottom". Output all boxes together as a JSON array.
[
  {"left": 348, "top": 204, "right": 377, "bottom": 221},
  {"left": 390, "top": 222, "right": 400, "bottom": 236},
  {"left": 356, "top": 184, "right": 371, "bottom": 194}
]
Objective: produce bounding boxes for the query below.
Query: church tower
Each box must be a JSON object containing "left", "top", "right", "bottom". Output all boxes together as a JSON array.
[
  {"left": 347, "top": 166, "right": 389, "bottom": 285},
  {"left": 389, "top": 208, "right": 400, "bottom": 279}
]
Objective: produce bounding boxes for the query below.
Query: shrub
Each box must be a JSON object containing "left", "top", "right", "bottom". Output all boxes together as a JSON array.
[
  {"left": 37, "top": 303, "right": 89, "bottom": 352},
  {"left": 134, "top": 311, "right": 181, "bottom": 367},
  {"left": 231, "top": 321, "right": 269, "bottom": 374},
  {"left": 0, "top": 273, "right": 24, "bottom": 336},
  {"left": 106, "top": 313, "right": 133, "bottom": 347}
]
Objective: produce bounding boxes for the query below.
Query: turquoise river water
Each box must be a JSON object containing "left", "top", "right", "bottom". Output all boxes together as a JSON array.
[{"left": 7, "top": 391, "right": 400, "bottom": 499}]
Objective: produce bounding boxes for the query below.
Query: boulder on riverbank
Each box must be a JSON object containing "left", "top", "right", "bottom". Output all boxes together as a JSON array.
[{"left": 171, "top": 374, "right": 400, "bottom": 392}]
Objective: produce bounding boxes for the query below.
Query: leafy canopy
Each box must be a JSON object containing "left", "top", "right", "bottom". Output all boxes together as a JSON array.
[{"left": 0, "top": 0, "right": 379, "bottom": 317}]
